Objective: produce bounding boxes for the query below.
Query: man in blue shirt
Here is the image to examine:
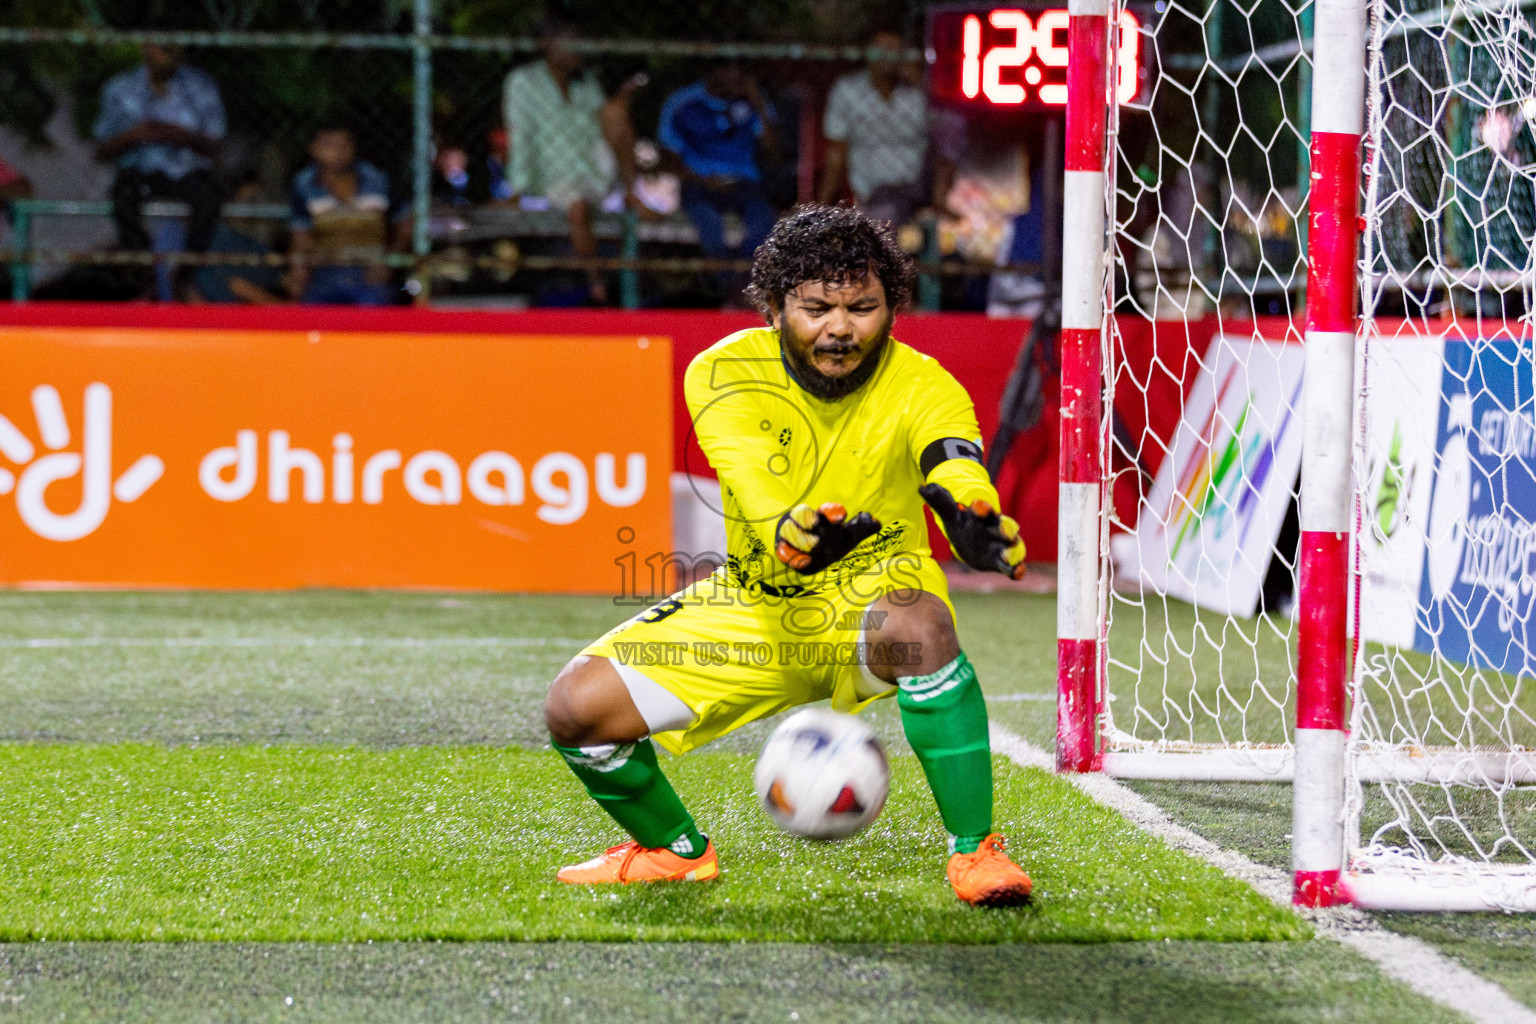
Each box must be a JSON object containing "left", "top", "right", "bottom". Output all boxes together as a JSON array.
[
  {"left": 658, "top": 63, "right": 779, "bottom": 301},
  {"left": 94, "top": 43, "right": 226, "bottom": 266}
]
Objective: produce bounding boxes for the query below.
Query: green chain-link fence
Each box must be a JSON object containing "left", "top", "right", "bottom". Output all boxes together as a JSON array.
[{"left": 0, "top": 0, "right": 1373, "bottom": 312}]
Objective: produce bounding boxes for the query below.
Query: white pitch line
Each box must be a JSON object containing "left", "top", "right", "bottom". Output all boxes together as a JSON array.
[
  {"left": 0, "top": 637, "right": 586, "bottom": 649},
  {"left": 990, "top": 723, "right": 1536, "bottom": 1024}
]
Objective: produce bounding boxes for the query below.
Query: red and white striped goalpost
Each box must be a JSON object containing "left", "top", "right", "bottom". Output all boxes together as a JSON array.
[
  {"left": 1056, "top": 0, "right": 1110, "bottom": 774},
  {"left": 1292, "top": 0, "right": 1367, "bottom": 908}
]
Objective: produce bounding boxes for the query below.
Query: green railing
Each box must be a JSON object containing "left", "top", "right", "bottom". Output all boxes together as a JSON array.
[
  {"left": 7, "top": 199, "right": 660, "bottom": 306},
  {"left": 8, "top": 198, "right": 955, "bottom": 310}
]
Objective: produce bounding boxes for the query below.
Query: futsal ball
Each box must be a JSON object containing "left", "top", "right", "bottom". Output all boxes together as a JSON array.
[{"left": 753, "top": 708, "right": 889, "bottom": 840}]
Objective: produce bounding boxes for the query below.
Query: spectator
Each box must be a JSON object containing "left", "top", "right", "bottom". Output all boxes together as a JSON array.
[
  {"left": 188, "top": 181, "right": 287, "bottom": 305},
  {"left": 0, "top": 155, "right": 31, "bottom": 297},
  {"left": 188, "top": 223, "right": 287, "bottom": 304},
  {"left": 435, "top": 143, "right": 473, "bottom": 208},
  {"left": 503, "top": 19, "right": 640, "bottom": 304},
  {"left": 0, "top": 155, "right": 32, "bottom": 204},
  {"left": 658, "top": 63, "right": 779, "bottom": 300},
  {"left": 817, "top": 31, "right": 952, "bottom": 228},
  {"left": 93, "top": 42, "right": 226, "bottom": 280},
  {"left": 632, "top": 139, "right": 680, "bottom": 216},
  {"left": 287, "top": 125, "right": 410, "bottom": 306},
  {"left": 485, "top": 123, "right": 515, "bottom": 203}
]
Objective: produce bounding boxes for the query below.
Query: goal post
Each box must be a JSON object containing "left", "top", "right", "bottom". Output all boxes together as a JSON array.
[
  {"left": 1293, "top": 0, "right": 1367, "bottom": 910},
  {"left": 1056, "top": 0, "right": 1112, "bottom": 774},
  {"left": 1057, "top": 0, "right": 1536, "bottom": 912},
  {"left": 1057, "top": 0, "right": 1319, "bottom": 787}
]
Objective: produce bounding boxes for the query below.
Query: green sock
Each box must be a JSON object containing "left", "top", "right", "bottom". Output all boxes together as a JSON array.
[
  {"left": 897, "top": 651, "right": 993, "bottom": 855},
  {"left": 553, "top": 737, "right": 708, "bottom": 858}
]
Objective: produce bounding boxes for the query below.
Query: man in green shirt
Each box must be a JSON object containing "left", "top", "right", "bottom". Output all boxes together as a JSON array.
[{"left": 502, "top": 19, "right": 639, "bottom": 303}]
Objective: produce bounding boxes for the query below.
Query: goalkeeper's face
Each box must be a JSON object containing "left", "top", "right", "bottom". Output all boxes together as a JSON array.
[{"left": 774, "top": 274, "right": 893, "bottom": 400}]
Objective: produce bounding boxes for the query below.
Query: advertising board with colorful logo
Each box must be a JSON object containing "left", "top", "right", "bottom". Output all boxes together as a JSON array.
[
  {"left": 0, "top": 328, "right": 671, "bottom": 592},
  {"left": 1127, "top": 334, "right": 1305, "bottom": 618},
  {"left": 1415, "top": 336, "right": 1536, "bottom": 672},
  {"left": 1355, "top": 336, "right": 1445, "bottom": 648}
]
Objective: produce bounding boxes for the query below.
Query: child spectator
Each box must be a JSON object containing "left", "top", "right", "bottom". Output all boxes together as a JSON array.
[{"left": 287, "top": 125, "right": 410, "bottom": 306}]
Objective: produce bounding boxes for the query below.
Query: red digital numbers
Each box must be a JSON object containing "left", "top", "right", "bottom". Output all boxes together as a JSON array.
[
  {"left": 962, "top": 9, "right": 1072, "bottom": 104},
  {"left": 933, "top": 6, "right": 1143, "bottom": 109}
]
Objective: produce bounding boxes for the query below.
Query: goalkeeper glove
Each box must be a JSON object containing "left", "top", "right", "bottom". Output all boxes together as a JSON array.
[
  {"left": 919, "top": 483, "right": 1027, "bottom": 580},
  {"left": 775, "top": 502, "right": 882, "bottom": 574}
]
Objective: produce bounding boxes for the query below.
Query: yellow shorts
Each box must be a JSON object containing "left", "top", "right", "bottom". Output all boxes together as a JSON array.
[{"left": 584, "top": 554, "right": 952, "bottom": 754}]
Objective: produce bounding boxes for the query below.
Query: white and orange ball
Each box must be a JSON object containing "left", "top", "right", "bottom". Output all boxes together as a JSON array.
[{"left": 753, "top": 708, "right": 889, "bottom": 840}]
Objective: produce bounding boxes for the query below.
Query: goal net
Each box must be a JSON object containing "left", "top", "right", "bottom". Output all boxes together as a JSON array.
[
  {"left": 1100, "top": 0, "right": 1311, "bottom": 778},
  {"left": 1348, "top": 0, "right": 1536, "bottom": 911},
  {"left": 1072, "top": 0, "right": 1536, "bottom": 910}
]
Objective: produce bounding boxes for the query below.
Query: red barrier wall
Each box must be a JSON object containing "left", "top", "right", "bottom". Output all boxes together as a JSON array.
[
  {"left": 3, "top": 304, "right": 1042, "bottom": 561},
  {"left": 4, "top": 303, "right": 1278, "bottom": 567},
  {"left": 0, "top": 303, "right": 1029, "bottom": 477}
]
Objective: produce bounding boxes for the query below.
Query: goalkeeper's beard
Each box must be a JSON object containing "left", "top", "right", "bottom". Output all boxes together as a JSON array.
[{"left": 779, "top": 315, "right": 893, "bottom": 401}]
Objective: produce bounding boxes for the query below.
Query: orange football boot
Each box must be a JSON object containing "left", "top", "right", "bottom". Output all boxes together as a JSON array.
[
  {"left": 556, "top": 839, "right": 720, "bottom": 884},
  {"left": 947, "top": 833, "right": 1033, "bottom": 907}
]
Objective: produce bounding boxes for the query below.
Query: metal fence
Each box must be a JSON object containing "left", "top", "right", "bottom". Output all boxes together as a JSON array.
[{"left": 0, "top": 0, "right": 1311, "bottom": 311}]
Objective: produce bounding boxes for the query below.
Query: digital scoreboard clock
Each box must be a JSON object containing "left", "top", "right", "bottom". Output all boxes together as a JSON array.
[{"left": 927, "top": 5, "right": 1145, "bottom": 110}]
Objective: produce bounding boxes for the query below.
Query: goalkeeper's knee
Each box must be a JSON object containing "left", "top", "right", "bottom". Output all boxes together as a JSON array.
[
  {"left": 545, "top": 655, "right": 644, "bottom": 748},
  {"left": 862, "top": 589, "right": 960, "bottom": 684}
]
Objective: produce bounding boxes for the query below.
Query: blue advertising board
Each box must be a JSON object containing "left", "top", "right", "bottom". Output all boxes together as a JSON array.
[{"left": 1416, "top": 337, "right": 1536, "bottom": 673}]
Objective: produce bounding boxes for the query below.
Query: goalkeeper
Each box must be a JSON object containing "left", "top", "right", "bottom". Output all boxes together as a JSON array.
[{"left": 545, "top": 204, "right": 1033, "bottom": 907}]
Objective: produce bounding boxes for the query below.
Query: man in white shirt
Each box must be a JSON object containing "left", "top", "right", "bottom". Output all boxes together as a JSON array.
[{"left": 817, "top": 31, "right": 954, "bottom": 227}]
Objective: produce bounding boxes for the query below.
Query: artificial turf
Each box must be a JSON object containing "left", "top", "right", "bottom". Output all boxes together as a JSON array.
[
  {"left": 1129, "top": 776, "right": 1536, "bottom": 1011},
  {"left": 0, "top": 588, "right": 1514, "bottom": 1021},
  {"left": 0, "top": 940, "right": 1468, "bottom": 1024},
  {"left": 0, "top": 744, "right": 1301, "bottom": 943},
  {"left": 0, "top": 589, "right": 1053, "bottom": 754}
]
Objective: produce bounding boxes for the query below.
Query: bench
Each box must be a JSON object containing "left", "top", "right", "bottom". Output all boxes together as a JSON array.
[
  {"left": 7, "top": 199, "right": 672, "bottom": 306},
  {"left": 7, "top": 199, "right": 292, "bottom": 302},
  {"left": 7, "top": 199, "right": 943, "bottom": 308}
]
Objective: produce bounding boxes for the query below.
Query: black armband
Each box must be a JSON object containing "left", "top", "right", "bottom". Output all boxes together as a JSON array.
[{"left": 919, "top": 437, "right": 985, "bottom": 478}]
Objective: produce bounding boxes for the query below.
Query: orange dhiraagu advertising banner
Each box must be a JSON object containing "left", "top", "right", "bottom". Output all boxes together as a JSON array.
[{"left": 0, "top": 328, "right": 671, "bottom": 592}]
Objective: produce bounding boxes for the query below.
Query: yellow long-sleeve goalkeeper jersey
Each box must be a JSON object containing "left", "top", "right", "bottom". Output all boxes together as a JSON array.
[{"left": 683, "top": 326, "right": 998, "bottom": 593}]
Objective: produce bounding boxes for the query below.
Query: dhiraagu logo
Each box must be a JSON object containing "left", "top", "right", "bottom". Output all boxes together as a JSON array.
[{"left": 0, "top": 384, "right": 164, "bottom": 541}]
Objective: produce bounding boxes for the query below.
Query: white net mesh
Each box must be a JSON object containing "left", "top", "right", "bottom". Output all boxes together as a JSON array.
[
  {"left": 1102, "top": 0, "right": 1310, "bottom": 773},
  {"left": 1348, "top": 0, "right": 1536, "bottom": 906}
]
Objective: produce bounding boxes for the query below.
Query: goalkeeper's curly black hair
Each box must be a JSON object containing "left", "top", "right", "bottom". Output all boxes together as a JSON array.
[{"left": 746, "top": 204, "right": 917, "bottom": 321}]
